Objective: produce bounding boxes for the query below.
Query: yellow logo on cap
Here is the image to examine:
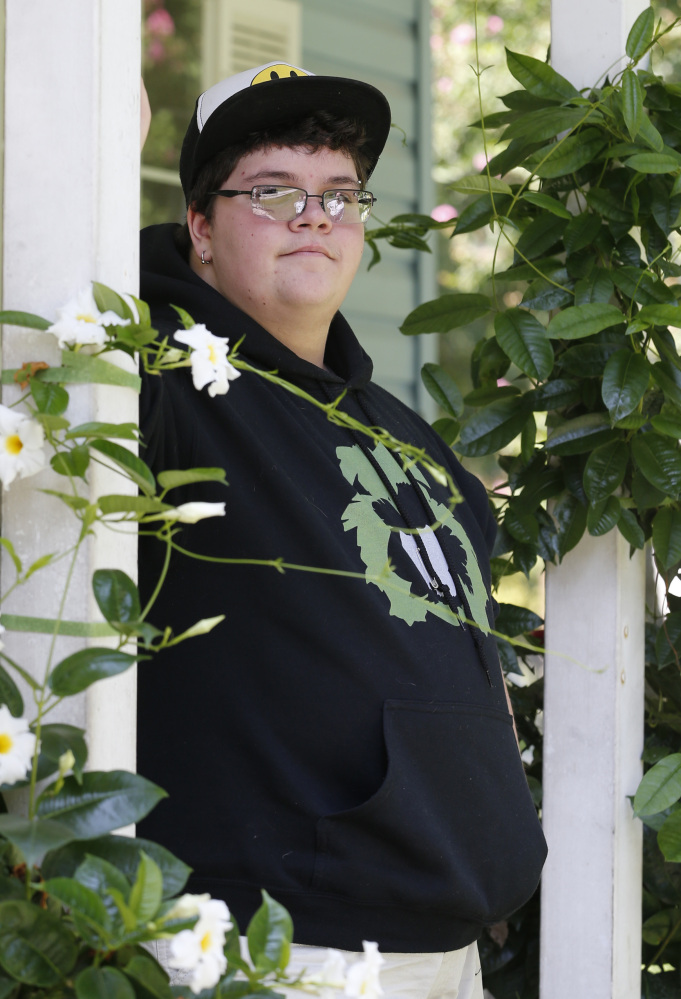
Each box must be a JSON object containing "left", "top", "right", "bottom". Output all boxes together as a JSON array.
[{"left": 251, "top": 65, "right": 309, "bottom": 86}]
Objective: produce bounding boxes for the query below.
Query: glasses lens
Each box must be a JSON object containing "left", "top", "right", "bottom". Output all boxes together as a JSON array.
[
  {"left": 323, "top": 191, "right": 373, "bottom": 223},
  {"left": 252, "top": 186, "right": 306, "bottom": 221}
]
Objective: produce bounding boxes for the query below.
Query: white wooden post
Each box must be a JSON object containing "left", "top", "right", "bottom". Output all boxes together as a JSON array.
[
  {"left": 541, "top": 8, "right": 648, "bottom": 997},
  {"left": 1, "top": 1, "right": 140, "bottom": 775}
]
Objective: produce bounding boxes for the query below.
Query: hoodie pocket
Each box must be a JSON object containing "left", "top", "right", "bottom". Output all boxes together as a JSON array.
[{"left": 312, "top": 699, "right": 546, "bottom": 923}]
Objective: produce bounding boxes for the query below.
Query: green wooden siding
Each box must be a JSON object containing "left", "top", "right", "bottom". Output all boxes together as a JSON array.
[{"left": 301, "top": 0, "right": 435, "bottom": 413}]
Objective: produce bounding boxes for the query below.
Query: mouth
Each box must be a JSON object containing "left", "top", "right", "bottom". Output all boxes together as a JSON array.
[{"left": 283, "top": 245, "right": 333, "bottom": 258}]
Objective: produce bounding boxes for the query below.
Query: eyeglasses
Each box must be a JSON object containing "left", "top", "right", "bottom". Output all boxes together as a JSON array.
[{"left": 207, "top": 185, "right": 376, "bottom": 224}]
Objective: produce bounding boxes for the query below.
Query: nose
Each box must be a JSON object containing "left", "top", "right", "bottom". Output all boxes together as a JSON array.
[{"left": 288, "top": 194, "right": 332, "bottom": 231}]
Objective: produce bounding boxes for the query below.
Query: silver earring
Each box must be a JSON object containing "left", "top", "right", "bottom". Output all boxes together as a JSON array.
[{"left": 201, "top": 249, "right": 211, "bottom": 265}]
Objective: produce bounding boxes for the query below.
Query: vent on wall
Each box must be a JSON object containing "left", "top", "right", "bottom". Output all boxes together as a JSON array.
[{"left": 202, "top": 0, "right": 302, "bottom": 90}]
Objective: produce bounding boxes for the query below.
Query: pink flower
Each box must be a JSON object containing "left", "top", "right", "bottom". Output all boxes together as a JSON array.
[
  {"left": 146, "top": 38, "right": 165, "bottom": 63},
  {"left": 450, "top": 24, "right": 476, "bottom": 45},
  {"left": 473, "top": 152, "right": 489, "bottom": 172},
  {"left": 146, "top": 8, "right": 175, "bottom": 34},
  {"left": 487, "top": 15, "right": 504, "bottom": 33},
  {"left": 431, "top": 204, "right": 458, "bottom": 223},
  {"left": 437, "top": 77, "right": 453, "bottom": 93},
  {"left": 430, "top": 34, "right": 443, "bottom": 50}
]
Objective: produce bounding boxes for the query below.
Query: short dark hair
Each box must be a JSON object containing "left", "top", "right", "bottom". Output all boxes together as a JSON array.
[{"left": 177, "top": 112, "right": 371, "bottom": 256}]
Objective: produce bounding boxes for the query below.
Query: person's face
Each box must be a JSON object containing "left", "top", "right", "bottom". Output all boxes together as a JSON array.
[{"left": 189, "top": 145, "right": 367, "bottom": 335}]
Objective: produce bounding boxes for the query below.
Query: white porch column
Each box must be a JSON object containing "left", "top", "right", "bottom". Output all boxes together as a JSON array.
[
  {"left": 2, "top": 1, "right": 140, "bottom": 772},
  {"left": 541, "top": 6, "right": 649, "bottom": 998}
]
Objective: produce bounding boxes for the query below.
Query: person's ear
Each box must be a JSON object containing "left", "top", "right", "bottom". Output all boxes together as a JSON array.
[{"left": 187, "top": 206, "right": 213, "bottom": 265}]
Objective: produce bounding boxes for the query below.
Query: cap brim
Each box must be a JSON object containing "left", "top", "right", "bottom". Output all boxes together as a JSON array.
[{"left": 181, "top": 75, "right": 391, "bottom": 198}]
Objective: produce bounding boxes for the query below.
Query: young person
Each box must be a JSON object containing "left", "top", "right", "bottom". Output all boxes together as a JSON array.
[{"left": 137, "top": 63, "right": 547, "bottom": 999}]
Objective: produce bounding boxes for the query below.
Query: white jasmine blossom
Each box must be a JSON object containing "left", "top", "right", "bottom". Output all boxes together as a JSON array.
[
  {"left": 155, "top": 502, "right": 226, "bottom": 524},
  {"left": 0, "top": 406, "right": 46, "bottom": 489},
  {"left": 174, "top": 324, "right": 240, "bottom": 397},
  {"left": 344, "top": 942, "right": 384, "bottom": 999},
  {"left": 47, "top": 286, "right": 130, "bottom": 348},
  {"left": 165, "top": 892, "right": 211, "bottom": 921},
  {"left": 303, "top": 949, "right": 348, "bottom": 999},
  {"left": 0, "top": 705, "right": 38, "bottom": 787},
  {"left": 168, "top": 898, "right": 232, "bottom": 994}
]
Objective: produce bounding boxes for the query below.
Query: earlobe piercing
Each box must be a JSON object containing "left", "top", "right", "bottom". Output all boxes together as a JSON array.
[{"left": 201, "top": 249, "right": 211, "bottom": 265}]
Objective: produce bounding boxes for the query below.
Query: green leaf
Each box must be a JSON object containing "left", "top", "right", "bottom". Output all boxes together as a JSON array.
[
  {"left": 618, "top": 506, "right": 646, "bottom": 549},
  {"left": 42, "top": 834, "right": 190, "bottom": 900},
  {"left": 0, "top": 815, "right": 76, "bottom": 869},
  {"left": 38, "top": 351, "right": 141, "bottom": 391},
  {"left": 420, "top": 364, "right": 463, "bottom": 418},
  {"left": 651, "top": 406, "right": 681, "bottom": 439},
  {"left": 38, "top": 724, "right": 88, "bottom": 782},
  {"left": 544, "top": 413, "right": 615, "bottom": 455},
  {"left": 651, "top": 361, "right": 681, "bottom": 410},
  {"left": 247, "top": 890, "right": 293, "bottom": 973},
  {"left": 454, "top": 194, "right": 510, "bottom": 235},
  {"left": 585, "top": 187, "right": 633, "bottom": 223},
  {"left": 98, "top": 495, "right": 171, "bottom": 516},
  {"left": 626, "top": 6, "right": 655, "bottom": 60},
  {"left": 0, "top": 662, "right": 22, "bottom": 717},
  {"left": 92, "top": 569, "right": 141, "bottom": 625},
  {"left": 76, "top": 967, "right": 136, "bottom": 999},
  {"left": 521, "top": 276, "right": 573, "bottom": 311},
  {"left": 41, "top": 877, "right": 110, "bottom": 936},
  {"left": 520, "top": 192, "right": 571, "bottom": 218},
  {"left": 526, "top": 130, "right": 608, "bottom": 179},
  {"left": 120, "top": 955, "right": 173, "bottom": 999},
  {"left": 503, "top": 107, "right": 596, "bottom": 144},
  {"left": 90, "top": 441, "right": 156, "bottom": 496},
  {"left": 601, "top": 349, "right": 650, "bottom": 421},
  {"left": 639, "top": 304, "right": 681, "bottom": 328},
  {"left": 622, "top": 68, "right": 645, "bottom": 139},
  {"left": 51, "top": 446, "right": 90, "bottom": 480},
  {"left": 71, "top": 855, "right": 131, "bottom": 928},
  {"left": 547, "top": 303, "right": 623, "bottom": 340},
  {"left": 495, "top": 603, "right": 543, "bottom": 638},
  {"left": 658, "top": 809, "right": 681, "bottom": 863},
  {"left": 66, "top": 422, "right": 138, "bottom": 441},
  {"left": 494, "top": 309, "right": 554, "bottom": 380},
  {"left": 514, "top": 214, "right": 567, "bottom": 261},
  {"left": 505, "top": 49, "right": 580, "bottom": 101},
  {"left": 450, "top": 175, "right": 513, "bottom": 196},
  {"left": 92, "top": 283, "right": 135, "bottom": 322},
  {"left": 635, "top": 754, "right": 681, "bottom": 815},
  {"left": 625, "top": 151, "right": 681, "bottom": 174},
  {"left": 653, "top": 507, "right": 681, "bottom": 571},
  {"left": 612, "top": 267, "right": 675, "bottom": 305},
  {"left": 583, "top": 441, "right": 628, "bottom": 502},
  {"left": 0, "top": 537, "right": 22, "bottom": 575},
  {"left": 632, "top": 433, "right": 681, "bottom": 496},
  {"left": 156, "top": 467, "right": 227, "bottom": 491},
  {"left": 49, "top": 648, "right": 138, "bottom": 697},
  {"left": 563, "top": 212, "right": 601, "bottom": 254},
  {"left": 456, "top": 398, "right": 531, "bottom": 458},
  {"left": 430, "top": 418, "right": 459, "bottom": 445},
  {"left": 634, "top": 109, "right": 665, "bottom": 152},
  {"left": 0, "top": 900, "right": 77, "bottom": 986},
  {"left": 504, "top": 508, "right": 539, "bottom": 545},
  {"left": 553, "top": 493, "right": 587, "bottom": 557},
  {"left": 128, "top": 852, "right": 163, "bottom": 923},
  {"left": 0, "top": 309, "right": 50, "bottom": 330},
  {"left": 574, "top": 269, "right": 613, "bottom": 305},
  {"left": 37, "top": 772, "right": 167, "bottom": 839},
  {"left": 587, "top": 495, "right": 621, "bottom": 535},
  {"left": 30, "top": 380, "right": 69, "bottom": 416},
  {"left": 399, "top": 294, "right": 491, "bottom": 336}
]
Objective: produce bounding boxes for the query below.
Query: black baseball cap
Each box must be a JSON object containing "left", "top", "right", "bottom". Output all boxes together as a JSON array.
[{"left": 179, "top": 61, "right": 392, "bottom": 201}]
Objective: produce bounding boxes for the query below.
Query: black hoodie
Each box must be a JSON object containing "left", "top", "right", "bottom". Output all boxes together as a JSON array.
[{"left": 137, "top": 223, "right": 547, "bottom": 953}]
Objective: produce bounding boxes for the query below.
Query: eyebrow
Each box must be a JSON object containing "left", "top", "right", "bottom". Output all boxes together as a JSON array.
[{"left": 243, "top": 170, "right": 361, "bottom": 187}]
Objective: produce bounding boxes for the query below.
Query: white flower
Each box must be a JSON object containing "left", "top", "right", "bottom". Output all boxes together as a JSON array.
[
  {"left": 0, "top": 705, "right": 37, "bottom": 787},
  {"left": 164, "top": 892, "right": 211, "bottom": 921},
  {"left": 344, "top": 942, "right": 384, "bottom": 999},
  {"left": 155, "top": 501, "right": 226, "bottom": 524},
  {"left": 174, "top": 324, "right": 240, "bottom": 397},
  {"left": 303, "top": 949, "right": 348, "bottom": 999},
  {"left": 0, "top": 405, "right": 46, "bottom": 489},
  {"left": 47, "top": 286, "right": 130, "bottom": 348},
  {"left": 168, "top": 898, "right": 232, "bottom": 994},
  {"left": 0, "top": 621, "right": 5, "bottom": 652}
]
